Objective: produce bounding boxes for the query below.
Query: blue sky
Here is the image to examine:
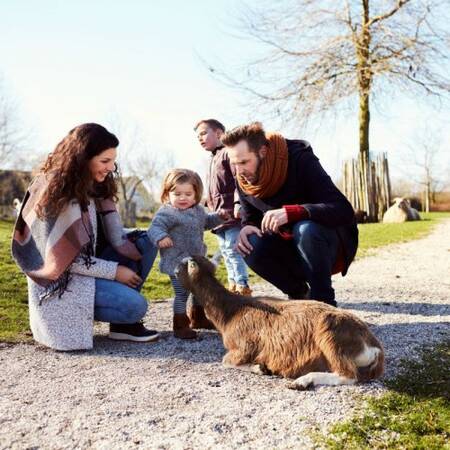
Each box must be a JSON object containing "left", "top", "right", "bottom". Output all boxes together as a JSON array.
[{"left": 1, "top": 0, "right": 449, "bottom": 186}]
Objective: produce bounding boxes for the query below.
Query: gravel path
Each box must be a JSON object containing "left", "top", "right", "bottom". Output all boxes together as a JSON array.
[{"left": 1, "top": 220, "right": 449, "bottom": 450}]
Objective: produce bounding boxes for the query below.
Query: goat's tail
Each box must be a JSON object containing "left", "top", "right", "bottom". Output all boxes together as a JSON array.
[
  {"left": 318, "top": 332, "right": 385, "bottom": 382},
  {"left": 315, "top": 314, "right": 385, "bottom": 382},
  {"left": 357, "top": 346, "right": 385, "bottom": 382},
  {"left": 318, "top": 339, "right": 360, "bottom": 380},
  {"left": 321, "top": 344, "right": 384, "bottom": 382}
]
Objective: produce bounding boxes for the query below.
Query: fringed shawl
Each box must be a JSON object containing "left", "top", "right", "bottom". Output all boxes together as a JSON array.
[{"left": 11, "top": 175, "right": 141, "bottom": 302}]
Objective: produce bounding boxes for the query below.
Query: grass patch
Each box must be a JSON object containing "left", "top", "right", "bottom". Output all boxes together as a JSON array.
[
  {"left": 357, "top": 212, "right": 450, "bottom": 258},
  {"left": 318, "top": 341, "right": 450, "bottom": 450},
  {"left": 0, "top": 220, "right": 30, "bottom": 342},
  {"left": 1, "top": 212, "right": 449, "bottom": 342}
]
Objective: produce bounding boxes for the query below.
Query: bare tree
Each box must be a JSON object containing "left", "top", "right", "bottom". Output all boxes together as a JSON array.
[
  {"left": 117, "top": 148, "right": 174, "bottom": 226},
  {"left": 0, "top": 77, "right": 29, "bottom": 167},
  {"left": 211, "top": 0, "right": 450, "bottom": 164},
  {"left": 404, "top": 130, "right": 448, "bottom": 212},
  {"left": 108, "top": 117, "right": 174, "bottom": 226}
]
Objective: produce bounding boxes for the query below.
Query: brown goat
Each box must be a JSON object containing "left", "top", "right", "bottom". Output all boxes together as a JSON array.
[{"left": 175, "top": 256, "right": 384, "bottom": 390}]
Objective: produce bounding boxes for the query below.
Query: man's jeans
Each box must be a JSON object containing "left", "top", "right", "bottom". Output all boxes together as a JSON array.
[
  {"left": 94, "top": 231, "right": 157, "bottom": 323},
  {"left": 244, "top": 220, "right": 339, "bottom": 305},
  {"left": 215, "top": 226, "right": 249, "bottom": 286}
]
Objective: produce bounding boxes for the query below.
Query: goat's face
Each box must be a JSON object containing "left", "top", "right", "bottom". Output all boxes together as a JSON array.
[
  {"left": 174, "top": 255, "right": 216, "bottom": 290},
  {"left": 392, "top": 197, "right": 409, "bottom": 211}
]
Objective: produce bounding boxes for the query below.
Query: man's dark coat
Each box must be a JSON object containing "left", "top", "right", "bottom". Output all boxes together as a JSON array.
[{"left": 237, "top": 139, "right": 358, "bottom": 275}]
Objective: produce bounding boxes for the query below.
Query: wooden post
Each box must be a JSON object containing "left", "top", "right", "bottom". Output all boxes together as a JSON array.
[{"left": 342, "top": 153, "right": 391, "bottom": 223}]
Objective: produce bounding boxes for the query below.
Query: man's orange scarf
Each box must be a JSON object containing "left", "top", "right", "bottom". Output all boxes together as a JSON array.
[{"left": 237, "top": 132, "right": 289, "bottom": 198}]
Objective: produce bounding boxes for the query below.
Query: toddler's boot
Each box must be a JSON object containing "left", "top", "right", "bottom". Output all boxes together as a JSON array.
[{"left": 173, "top": 314, "right": 197, "bottom": 339}]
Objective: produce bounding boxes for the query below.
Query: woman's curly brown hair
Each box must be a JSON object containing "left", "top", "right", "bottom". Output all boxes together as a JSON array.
[{"left": 37, "top": 123, "right": 119, "bottom": 218}]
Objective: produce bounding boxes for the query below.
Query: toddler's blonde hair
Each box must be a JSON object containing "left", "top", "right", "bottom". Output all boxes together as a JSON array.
[{"left": 160, "top": 168, "right": 203, "bottom": 204}]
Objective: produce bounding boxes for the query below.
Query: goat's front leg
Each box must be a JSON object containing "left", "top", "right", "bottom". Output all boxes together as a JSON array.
[
  {"left": 288, "top": 372, "right": 357, "bottom": 390},
  {"left": 222, "top": 351, "right": 269, "bottom": 375}
]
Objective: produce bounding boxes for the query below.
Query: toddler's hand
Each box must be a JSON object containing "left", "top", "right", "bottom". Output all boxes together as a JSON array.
[
  {"left": 158, "top": 236, "right": 174, "bottom": 248},
  {"left": 218, "top": 209, "right": 231, "bottom": 221}
]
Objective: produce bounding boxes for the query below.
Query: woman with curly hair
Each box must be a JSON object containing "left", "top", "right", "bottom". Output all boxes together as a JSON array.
[{"left": 12, "top": 123, "right": 159, "bottom": 350}]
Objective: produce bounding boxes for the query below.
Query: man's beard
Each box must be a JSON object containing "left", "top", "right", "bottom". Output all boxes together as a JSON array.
[{"left": 248, "top": 155, "right": 262, "bottom": 184}]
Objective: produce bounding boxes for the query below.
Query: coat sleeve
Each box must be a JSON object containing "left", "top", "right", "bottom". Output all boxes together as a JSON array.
[
  {"left": 70, "top": 256, "right": 118, "bottom": 280},
  {"left": 147, "top": 209, "right": 173, "bottom": 246},
  {"left": 204, "top": 212, "right": 224, "bottom": 230},
  {"left": 298, "top": 152, "right": 355, "bottom": 227},
  {"left": 212, "top": 154, "right": 238, "bottom": 213}
]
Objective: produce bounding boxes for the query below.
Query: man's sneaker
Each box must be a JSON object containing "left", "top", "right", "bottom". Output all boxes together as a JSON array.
[{"left": 108, "top": 321, "right": 159, "bottom": 342}]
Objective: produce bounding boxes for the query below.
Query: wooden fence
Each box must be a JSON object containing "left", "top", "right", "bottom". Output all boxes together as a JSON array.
[{"left": 342, "top": 152, "right": 391, "bottom": 222}]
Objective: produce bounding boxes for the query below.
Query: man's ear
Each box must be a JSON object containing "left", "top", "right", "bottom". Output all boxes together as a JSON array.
[{"left": 259, "top": 145, "right": 268, "bottom": 159}]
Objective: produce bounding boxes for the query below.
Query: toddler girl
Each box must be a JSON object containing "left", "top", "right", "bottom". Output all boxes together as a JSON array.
[{"left": 148, "top": 168, "right": 226, "bottom": 339}]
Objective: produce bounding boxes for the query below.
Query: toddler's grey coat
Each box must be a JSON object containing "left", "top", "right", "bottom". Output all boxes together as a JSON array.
[{"left": 148, "top": 204, "right": 222, "bottom": 275}]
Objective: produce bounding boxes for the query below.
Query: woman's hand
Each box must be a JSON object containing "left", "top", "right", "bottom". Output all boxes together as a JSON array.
[
  {"left": 115, "top": 265, "right": 143, "bottom": 288},
  {"left": 236, "top": 225, "right": 263, "bottom": 255},
  {"left": 158, "top": 237, "right": 173, "bottom": 248}
]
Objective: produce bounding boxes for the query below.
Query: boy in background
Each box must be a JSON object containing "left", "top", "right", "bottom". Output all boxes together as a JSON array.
[{"left": 191, "top": 119, "right": 251, "bottom": 326}]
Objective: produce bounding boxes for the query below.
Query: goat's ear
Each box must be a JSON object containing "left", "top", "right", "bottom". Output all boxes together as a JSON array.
[{"left": 187, "top": 259, "right": 199, "bottom": 277}]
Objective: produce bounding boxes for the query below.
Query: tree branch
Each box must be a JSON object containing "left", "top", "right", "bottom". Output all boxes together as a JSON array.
[{"left": 368, "top": 0, "right": 411, "bottom": 27}]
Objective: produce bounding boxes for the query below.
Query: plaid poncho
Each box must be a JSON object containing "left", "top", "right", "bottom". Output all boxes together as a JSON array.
[{"left": 12, "top": 175, "right": 141, "bottom": 302}]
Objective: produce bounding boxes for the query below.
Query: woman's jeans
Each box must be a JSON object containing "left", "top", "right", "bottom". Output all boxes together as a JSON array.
[
  {"left": 94, "top": 231, "right": 157, "bottom": 323},
  {"left": 215, "top": 226, "right": 249, "bottom": 286},
  {"left": 244, "top": 220, "right": 339, "bottom": 305}
]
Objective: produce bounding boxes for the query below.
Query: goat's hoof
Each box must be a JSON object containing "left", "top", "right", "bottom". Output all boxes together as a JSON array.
[
  {"left": 287, "top": 380, "right": 314, "bottom": 391},
  {"left": 259, "top": 364, "right": 272, "bottom": 375},
  {"left": 251, "top": 364, "right": 270, "bottom": 375}
]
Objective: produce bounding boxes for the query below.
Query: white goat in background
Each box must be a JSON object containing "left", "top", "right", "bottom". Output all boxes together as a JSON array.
[{"left": 383, "top": 197, "right": 421, "bottom": 223}]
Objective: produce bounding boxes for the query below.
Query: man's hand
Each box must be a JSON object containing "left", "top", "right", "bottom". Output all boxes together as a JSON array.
[
  {"left": 261, "top": 208, "right": 288, "bottom": 234},
  {"left": 115, "top": 265, "right": 143, "bottom": 288},
  {"left": 158, "top": 236, "right": 173, "bottom": 249},
  {"left": 236, "top": 225, "right": 263, "bottom": 255}
]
